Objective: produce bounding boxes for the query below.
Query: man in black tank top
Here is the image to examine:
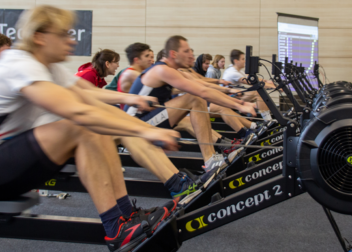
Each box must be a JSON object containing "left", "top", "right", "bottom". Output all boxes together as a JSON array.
[{"left": 126, "top": 35, "right": 256, "bottom": 173}]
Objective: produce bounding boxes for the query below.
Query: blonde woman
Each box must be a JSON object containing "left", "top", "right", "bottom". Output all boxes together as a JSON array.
[
  {"left": 205, "top": 54, "right": 225, "bottom": 79},
  {"left": 0, "top": 5, "right": 180, "bottom": 251}
]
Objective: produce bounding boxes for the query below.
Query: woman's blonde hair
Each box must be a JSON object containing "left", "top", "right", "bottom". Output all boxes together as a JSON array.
[
  {"left": 15, "top": 5, "right": 75, "bottom": 52},
  {"left": 212, "top": 54, "right": 225, "bottom": 69}
]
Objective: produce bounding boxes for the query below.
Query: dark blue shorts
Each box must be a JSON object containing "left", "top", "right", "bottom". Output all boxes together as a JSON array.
[
  {"left": 138, "top": 107, "right": 173, "bottom": 129},
  {"left": 0, "top": 129, "right": 65, "bottom": 200}
]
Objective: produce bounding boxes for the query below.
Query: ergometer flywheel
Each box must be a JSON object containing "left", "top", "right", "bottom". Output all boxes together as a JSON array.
[{"left": 296, "top": 104, "right": 352, "bottom": 214}]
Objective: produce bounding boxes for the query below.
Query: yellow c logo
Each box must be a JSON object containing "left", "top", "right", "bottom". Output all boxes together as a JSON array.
[
  {"left": 347, "top": 156, "right": 352, "bottom": 164},
  {"left": 210, "top": 118, "right": 215, "bottom": 122},
  {"left": 248, "top": 154, "right": 261, "bottom": 163},
  {"left": 229, "top": 177, "right": 245, "bottom": 189},
  {"left": 45, "top": 179, "right": 56, "bottom": 186},
  {"left": 260, "top": 139, "right": 271, "bottom": 146},
  {"left": 186, "top": 216, "right": 208, "bottom": 232}
]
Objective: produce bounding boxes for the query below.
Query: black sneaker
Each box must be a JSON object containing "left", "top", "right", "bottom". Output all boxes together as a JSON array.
[
  {"left": 170, "top": 173, "right": 199, "bottom": 202},
  {"left": 177, "top": 165, "right": 221, "bottom": 206},
  {"left": 131, "top": 199, "right": 177, "bottom": 219},
  {"left": 105, "top": 207, "right": 169, "bottom": 252}
]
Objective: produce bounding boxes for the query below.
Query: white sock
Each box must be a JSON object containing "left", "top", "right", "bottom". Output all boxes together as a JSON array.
[
  {"left": 250, "top": 122, "right": 257, "bottom": 129},
  {"left": 260, "top": 110, "right": 273, "bottom": 122}
]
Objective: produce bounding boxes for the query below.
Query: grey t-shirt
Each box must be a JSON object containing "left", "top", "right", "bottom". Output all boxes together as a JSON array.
[
  {"left": 0, "top": 49, "right": 78, "bottom": 142},
  {"left": 205, "top": 65, "right": 221, "bottom": 79}
]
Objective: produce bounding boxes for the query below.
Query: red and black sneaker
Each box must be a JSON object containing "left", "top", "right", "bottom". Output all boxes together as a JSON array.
[
  {"left": 105, "top": 207, "right": 169, "bottom": 252},
  {"left": 222, "top": 138, "right": 243, "bottom": 154},
  {"left": 131, "top": 199, "right": 177, "bottom": 218}
]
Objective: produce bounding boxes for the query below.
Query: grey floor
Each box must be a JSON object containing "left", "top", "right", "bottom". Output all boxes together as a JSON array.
[{"left": 1, "top": 166, "right": 352, "bottom": 252}]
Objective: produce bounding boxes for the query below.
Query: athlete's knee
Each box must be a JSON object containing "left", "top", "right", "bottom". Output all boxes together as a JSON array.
[{"left": 186, "top": 93, "right": 207, "bottom": 107}]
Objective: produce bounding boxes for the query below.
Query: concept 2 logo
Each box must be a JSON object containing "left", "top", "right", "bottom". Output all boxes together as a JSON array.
[
  {"left": 228, "top": 161, "right": 283, "bottom": 191},
  {"left": 185, "top": 185, "right": 284, "bottom": 233},
  {"left": 185, "top": 216, "right": 208, "bottom": 232},
  {"left": 229, "top": 177, "right": 246, "bottom": 189},
  {"left": 248, "top": 147, "right": 283, "bottom": 163},
  {"left": 260, "top": 134, "right": 284, "bottom": 146}
]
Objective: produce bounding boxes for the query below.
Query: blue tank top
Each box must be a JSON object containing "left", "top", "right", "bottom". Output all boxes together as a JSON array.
[{"left": 124, "top": 61, "right": 173, "bottom": 118}]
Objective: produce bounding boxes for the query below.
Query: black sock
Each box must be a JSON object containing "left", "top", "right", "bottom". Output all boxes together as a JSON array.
[
  {"left": 237, "top": 127, "right": 248, "bottom": 138},
  {"left": 99, "top": 204, "right": 123, "bottom": 238},
  {"left": 164, "top": 173, "right": 182, "bottom": 192},
  {"left": 116, "top": 195, "right": 132, "bottom": 217}
]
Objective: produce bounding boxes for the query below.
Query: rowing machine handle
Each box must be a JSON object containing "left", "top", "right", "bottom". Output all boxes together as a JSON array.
[
  {"left": 147, "top": 100, "right": 155, "bottom": 107},
  {"left": 133, "top": 100, "right": 155, "bottom": 109},
  {"left": 152, "top": 137, "right": 181, "bottom": 148}
]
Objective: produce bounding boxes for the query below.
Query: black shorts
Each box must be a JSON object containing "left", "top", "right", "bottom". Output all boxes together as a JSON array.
[
  {"left": 139, "top": 107, "right": 173, "bottom": 129},
  {"left": 0, "top": 129, "right": 65, "bottom": 200}
]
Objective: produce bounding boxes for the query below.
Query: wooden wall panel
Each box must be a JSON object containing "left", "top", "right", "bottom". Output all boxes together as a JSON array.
[
  {"left": 260, "top": 0, "right": 352, "bottom": 28},
  {"left": 318, "top": 58, "right": 352, "bottom": 83},
  {"left": 35, "top": 0, "right": 146, "bottom": 27},
  {"left": 259, "top": 28, "right": 277, "bottom": 57},
  {"left": 146, "top": 27, "right": 260, "bottom": 57},
  {"left": 0, "top": 0, "right": 35, "bottom": 8},
  {"left": 260, "top": 0, "right": 319, "bottom": 28},
  {"left": 319, "top": 29, "right": 352, "bottom": 58},
  {"left": 92, "top": 27, "right": 146, "bottom": 55},
  {"left": 4, "top": 1, "right": 351, "bottom": 84},
  {"left": 146, "top": 0, "right": 260, "bottom": 28}
]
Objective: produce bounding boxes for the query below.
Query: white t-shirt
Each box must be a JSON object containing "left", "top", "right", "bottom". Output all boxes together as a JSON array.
[
  {"left": 222, "top": 66, "right": 250, "bottom": 88},
  {"left": 0, "top": 49, "right": 78, "bottom": 142}
]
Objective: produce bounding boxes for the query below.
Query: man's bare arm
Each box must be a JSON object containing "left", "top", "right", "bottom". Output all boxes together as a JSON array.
[
  {"left": 156, "top": 66, "right": 256, "bottom": 116},
  {"left": 180, "top": 71, "right": 231, "bottom": 93},
  {"left": 75, "top": 78, "right": 157, "bottom": 111},
  {"left": 21, "top": 81, "right": 178, "bottom": 148},
  {"left": 187, "top": 68, "right": 230, "bottom": 85}
]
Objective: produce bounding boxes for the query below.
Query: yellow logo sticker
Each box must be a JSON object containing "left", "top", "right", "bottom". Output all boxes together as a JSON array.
[
  {"left": 347, "top": 156, "right": 352, "bottom": 164},
  {"left": 185, "top": 215, "right": 208, "bottom": 232},
  {"left": 45, "top": 179, "right": 56, "bottom": 186},
  {"left": 229, "top": 177, "right": 245, "bottom": 189},
  {"left": 248, "top": 153, "right": 261, "bottom": 163},
  {"left": 260, "top": 139, "right": 271, "bottom": 146}
]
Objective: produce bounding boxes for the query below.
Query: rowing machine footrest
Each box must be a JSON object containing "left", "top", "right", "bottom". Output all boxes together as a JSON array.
[
  {"left": 209, "top": 193, "right": 223, "bottom": 205},
  {"left": 247, "top": 161, "right": 256, "bottom": 169},
  {"left": 141, "top": 220, "right": 153, "bottom": 238}
]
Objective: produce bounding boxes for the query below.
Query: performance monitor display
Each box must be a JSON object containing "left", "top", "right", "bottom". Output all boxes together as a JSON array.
[
  {"left": 278, "top": 14, "right": 318, "bottom": 73},
  {"left": 277, "top": 13, "right": 319, "bottom": 88}
]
